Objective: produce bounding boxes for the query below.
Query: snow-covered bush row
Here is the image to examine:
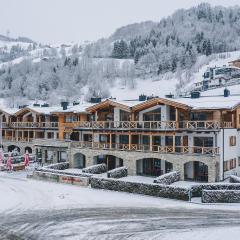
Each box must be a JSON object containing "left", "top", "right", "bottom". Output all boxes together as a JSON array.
[
  {"left": 202, "top": 190, "right": 240, "bottom": 203},
  {"left": 107, "top": 167, "right": 128, "bottom": 179},
  {"left": 36, "top": 164, "right": 92, "bottom": 178},
  {"left": 91, "top": 177, "right": 189, "bottom": 201},
  {"left": 153, "top": 171, "right": 180, "bottom": 185},
  {"left": 190, "top": 183, "right": 240, "bottom": 197},
  {"left": 82, "top": 164, "right": 107, "bottom": 174},
  {"left": 229, "top": 175, "right": 240, "bottom": 183},
  {"left": 45, "top": 162, "right": 69, "bottom": 170}
]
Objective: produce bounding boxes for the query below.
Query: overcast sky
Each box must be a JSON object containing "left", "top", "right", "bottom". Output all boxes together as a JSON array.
[{"left": 1, "top": 0, "right": 240, "bottom": 44}]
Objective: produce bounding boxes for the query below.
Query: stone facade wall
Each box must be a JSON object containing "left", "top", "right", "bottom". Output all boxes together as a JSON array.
[
  {"left": 2, "top": 140, "right": 34, "bottom": 155},
  {"left": 4, "top": 138, "right": 220, "bottom": 182},
  {"left": 70, "top": 148, "right": 220, "bottom": 183}
]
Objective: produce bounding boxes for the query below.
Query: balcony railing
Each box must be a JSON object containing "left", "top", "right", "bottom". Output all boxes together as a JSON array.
[
  {"left": 2, "top": 122, "right": 59, "bottom": 128},
  {"left": 75, "top": 120, "right": 226, "bottom": 131},
  {"left": 2, "top": 136, "right": 33, "bottom": 142},
  {"left": 72, "top": 141, "right": 219, "bottom": 155}
]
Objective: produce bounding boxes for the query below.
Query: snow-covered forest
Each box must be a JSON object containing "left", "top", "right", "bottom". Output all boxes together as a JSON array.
[{"left": 1, "top": 3, "right": 240, "bottom": 105}]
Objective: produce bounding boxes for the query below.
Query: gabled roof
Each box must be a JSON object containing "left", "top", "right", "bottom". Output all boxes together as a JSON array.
[
  {"left": 14, "top": 106, "right": 60, "bottom": 116},
  {"left": 52, "top": 103, "right": 94, "bottom": 114},
  {"left": 0, "top": 108, "right": 19, "bottom": 116},
  {"left": 86, "top": 99, "right": 134, "bottom": 113},
  {"left": 132, "top": 97, "right": 190, "bottom": 112},
  {"left": 175, "top": 95, "right": 240, "bottom": 111}
]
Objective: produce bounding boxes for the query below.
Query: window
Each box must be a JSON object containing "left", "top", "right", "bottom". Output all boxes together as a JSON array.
[
  {"left": 47, "top": 132, "right": 54, "bottom": 139},
  {"left": 194, "top": 137, "right": 213, "bottom": 147},
  {"left": 143, "top": 108, "right": 161, "bottom": 121},
  {"left": 224, "top": 161, "right": 229, "bottom": 171},
  {"left": 65, "top": 115, "right": 78, "bottom": 123},
  {"left": 225, "top": 158, "right": 237, "bottom": 171},
  {"left": 58, "top": 151, "right": 67, "bottom": 162},
  {"left": 229, "top": 136, "right": 236, "bottom": 146},
  {"left": 230, "top": 158, "right": 237, "bottom": 170}
]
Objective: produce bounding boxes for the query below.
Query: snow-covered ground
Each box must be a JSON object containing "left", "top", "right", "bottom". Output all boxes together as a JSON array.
[{"left": 1, "top": 171, "right": 240, "bottom": 239}]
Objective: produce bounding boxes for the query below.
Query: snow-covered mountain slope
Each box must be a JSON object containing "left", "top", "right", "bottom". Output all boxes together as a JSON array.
[{"left": 109, "top": 76, "right": 177, "bottom": 100}]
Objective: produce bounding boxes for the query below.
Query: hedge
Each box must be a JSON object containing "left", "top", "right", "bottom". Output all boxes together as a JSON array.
[
  {"left": 229, "top": 175, "right": 240, "bottom": 183},
  {"left": 82, "top": 163, "right": 107, "bottom": 174},
  {"left": 153, "top": 171, "right": 180, "bottom": 185},
  {"left": 91, "top": 177, "right": 190, "bottom": 201},
  {"left": 202, "top": 190, "right": 240, "bottom": 203},
  {"left": 190, "top": 183, "right": 240, "bottom": 197},
  {"left": 107, "top": 167, "right": 128, "bottom": 179}
]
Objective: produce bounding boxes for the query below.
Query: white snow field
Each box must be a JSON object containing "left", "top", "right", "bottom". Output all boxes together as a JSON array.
[{"left": 1, "top": 171, "right": 240, "bottom": 239}]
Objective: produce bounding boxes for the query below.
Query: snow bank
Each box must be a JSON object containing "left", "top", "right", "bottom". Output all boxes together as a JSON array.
[{"left": 153, "top": 171, "right": 180, "bottom": 185}]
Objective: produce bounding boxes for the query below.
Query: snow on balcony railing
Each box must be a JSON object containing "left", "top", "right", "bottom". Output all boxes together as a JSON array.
[
  {"left": 74, "top": 120, "right": 222, "bottom": 130},
  {"left": 71, "top": 141, "right": 219, "bottom": 155},
  {"left": 8, "top": 122, "right": 59, "bottom": 128}
]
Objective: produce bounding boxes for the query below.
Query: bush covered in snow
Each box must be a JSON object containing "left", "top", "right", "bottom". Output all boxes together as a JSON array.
[
  {"left": 153, "top": 171, "right": 180, "bottom": 185},
  {"left": 202, "top": 190, "right": 240, "bottom": 203},
  {"left": 107, "top": 167, "right": 128, "bottom": 179},
  {"left": 91, "top": 177, "right": 189, "bottom": 201},
  {"left": 82, "top": 164, "right": 107, "bottom": 174},
  {"left": 36, "top": 163, "right": 92, "bottom": 178},
  {"left": 229, "top": 175, "right": 240, "bottom": 183},
  {"left": 190, "top": 183, "right": 240, "bottom": 197},
  {"left": 46, "top": 162, "right": 70, "bottom": 170}
]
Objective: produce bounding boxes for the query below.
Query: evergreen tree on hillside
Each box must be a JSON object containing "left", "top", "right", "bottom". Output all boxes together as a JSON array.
[{"left": 112, "top": 40, "right": 129, "bottom": 59}]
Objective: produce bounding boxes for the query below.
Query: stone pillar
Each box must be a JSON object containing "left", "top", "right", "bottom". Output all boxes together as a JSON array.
[
  {"left": 125, "top": 156, "right": 136, "bottom": 176},
  {"left": 44, "top": 131, "right": 48, "bottom": 139},
  {"left": 173, "top": 162, "right": 184, "bottom": 180},
  {"left": 208, "top": 161, "right": 217, "bottom": 182},
  {"left": 53, "top": 151, "right": 58, "bottom": 163},
  {"left": 42, "top": 149, "right": 46, "bottom": 164},
  {"left": 85, "top": 154, "right": 93, "bottom": 167},
  {"left": 53, "top": 131, "right": 58, "bottom": 140}
]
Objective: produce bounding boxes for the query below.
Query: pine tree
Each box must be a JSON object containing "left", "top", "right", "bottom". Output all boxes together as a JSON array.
[{"left": 206, "top": 40, "right": 212, "bottom": 56}]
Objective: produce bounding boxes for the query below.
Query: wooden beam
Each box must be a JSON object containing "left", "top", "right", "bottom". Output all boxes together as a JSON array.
[
  {"left": 129, "top": 134, "right": 131, "bottom": 150},
  {"left": 109, "top": 133, "right": 112, "bottom": 149},
  {"left": 175, "top": 108, "right": 179, "bottom": 129}
]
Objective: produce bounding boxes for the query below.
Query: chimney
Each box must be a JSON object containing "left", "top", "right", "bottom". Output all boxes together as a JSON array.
[
  {"left": 61, "top": 101, "right": 69, "bottom": 110},
  {"left": 224, "top": 88, "right": 230, "bottom": 97},
  {"left": 139, "top": 94, "right": 147, "bottom": 101},
  {"left": 191, "top": 91, "right": 200, "bottom": 99},
  {"left": 165, "top": 93, "right": 174, "bottom": 99},
  {"left": 90, "top": 97, "right": 101, "bottom": 103}
]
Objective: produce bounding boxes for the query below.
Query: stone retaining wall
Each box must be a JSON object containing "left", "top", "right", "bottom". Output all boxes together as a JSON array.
[{"left": 32, "top": 170, "right": 89, "bottom": 186}]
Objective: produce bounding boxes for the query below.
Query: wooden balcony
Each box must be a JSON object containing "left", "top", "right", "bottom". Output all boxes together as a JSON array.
[
  {"left": 75, "top": 120, "right": 227, "bottom": 131},
  {"left": 2, "top": 122, "right": 59, "bottom": 129},
  {"left": 2, "top": 136, "right": 33, "bottom": 142},
  {"left": 72, "top": 141, "right": 219, "bottom": 155}
]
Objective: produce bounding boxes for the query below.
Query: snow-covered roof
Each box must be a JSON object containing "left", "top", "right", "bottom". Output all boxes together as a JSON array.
[
  {"left": 52, "top": 102, "right": 95, "bottom": 114},
  {"left": 27, "top": 106, "right": 61, "bottom": 114},
  {"left": 114, "top": 100, "right": 144, "bottom": 107},
  {"left": 0, "top": 108, "right": 19, "bottom": 115},
  {"left": 175, "top": 95, "right": 240, "bottom": 110},
  {"left": 13, "top": 106, "right": 61, "bottom": 116}
]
